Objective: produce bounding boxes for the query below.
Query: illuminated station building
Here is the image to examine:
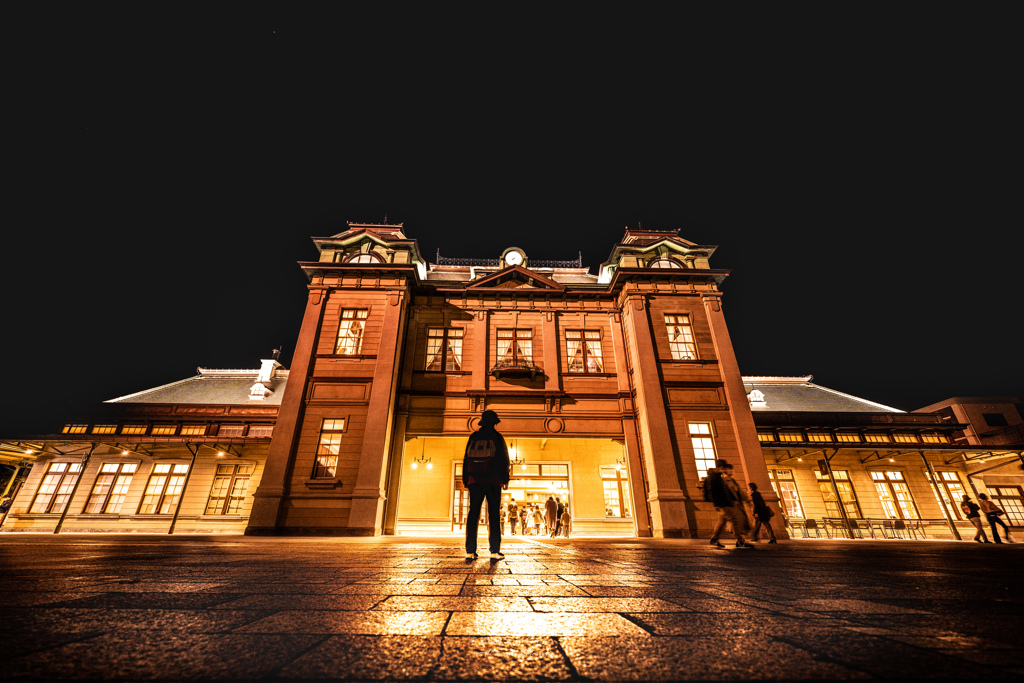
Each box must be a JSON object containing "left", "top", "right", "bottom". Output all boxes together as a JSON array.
[{"left": 2, "top": 224, "right": 1022, "bottom": 539}]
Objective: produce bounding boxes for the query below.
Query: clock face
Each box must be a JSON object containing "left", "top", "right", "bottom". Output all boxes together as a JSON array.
[{"left": 505, "top": 251, "right": 523, "bottom": 266}]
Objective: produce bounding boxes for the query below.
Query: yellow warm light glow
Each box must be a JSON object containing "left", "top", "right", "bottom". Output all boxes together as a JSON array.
[
  {"left": 411, "top": 461, "right": 418, "bottom": 469},
  {"left": 122, "top": 450, "right": 128, "bottom": 455},
  {"left": 426, "top": 462, "right": 433, "bottom": 470}
]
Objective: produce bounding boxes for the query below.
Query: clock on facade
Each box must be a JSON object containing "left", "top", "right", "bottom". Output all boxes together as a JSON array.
[{"left": 501, "top": 247, "right": 526, "bottom": 266}]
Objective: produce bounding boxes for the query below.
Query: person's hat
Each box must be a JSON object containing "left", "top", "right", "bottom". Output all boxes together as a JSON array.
[
  {"left": 715, "top": 459, "right": 730, "bottom": 468},
  {"left": 480, "top": 410, "right": 501, "bottom": 426}
]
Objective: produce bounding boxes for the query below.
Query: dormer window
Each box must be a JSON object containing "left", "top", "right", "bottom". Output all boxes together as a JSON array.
[
  {"left": 747, "top": 389, "right": 766, "bottom": 405},
  {"left": 648, "top": 258, "right": 683, "bottom": 269},
  {"left": 346, "top": 253, "right": 382, "bottom": 264}
]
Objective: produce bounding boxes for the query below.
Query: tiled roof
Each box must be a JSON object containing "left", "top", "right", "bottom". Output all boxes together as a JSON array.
[
  {"left": 106, "top": 371, "right": 288, "bottom": 406},
  {"left": 741, "top": 376, "right": 903, "bottom": 413}
]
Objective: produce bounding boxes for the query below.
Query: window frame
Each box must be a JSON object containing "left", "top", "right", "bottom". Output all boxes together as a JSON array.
[
  {"left": 344, "top": 252, "right": 384, "bottom": 264},
  {"left": 425, "top": 327, "right": 465, "bottom": 372},
  {"left": 664, "top": 314, "right": 697, "bottom": 360},
  {"left": 335, "top": 309, "right": 369, "bottom": 355},
  {"left": 768, "top": 468, "right": 805, "bottom": 519},
  {"left": 565, "top": 329, "right": 605, "bottom": 374},
  {"left": 137, "top": 463, "right": 190, "bottom": 515},
  {"left": 313, "top": 418, "right": 347, "bottom": 479},
  {"left": 29, "top": 462, "right": 83, "bottom": 514},
  {"left": 496, "top": 328, "right": 534, "bottom": 365},
  {"left": 869, "top": 470, "right": 920, "bottom": 520},
  {"left": 205, "top": 463, "right": 255, "bottom": 515},
  {"left": 814, "top": 468, "right": 863, "bottom": 518},
  {"left": 924, "top": 469, "right": 967, "bottom": 521},
  {"left": 600, "top": 465, "right": 632, "bottom": 518},
  {"left": 990, "top": 485, "right": 1024, "bottom": 526},
  {"left": 688, "top": 422, "right": 717, "bottom": 480},
  {"left": 83, "top": 462, "right": 138, "bottom": 514}
]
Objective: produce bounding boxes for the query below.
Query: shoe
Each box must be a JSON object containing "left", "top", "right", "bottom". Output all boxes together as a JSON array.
[
  {"left": 976, "top": 539, "right": 983, "bottom": 543},
  {"left": 768, "top": 539, "right": 777, "bottom": 544},
  {"left": 466, "top": 552, "right": 478, "bottom": 559},
  {"left": 710, "top": 541, "right": 725, "bottom": 549},
  {"left": 490, "top": 552, "right": 505, "bottom": 559},
  {"left": 736, "top": 541, "right": 752, "bottom": 548}
]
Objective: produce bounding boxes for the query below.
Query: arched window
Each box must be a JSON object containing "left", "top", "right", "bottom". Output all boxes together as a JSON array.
[
  {"left": 345, "top": 253, "right": 382, "bottom": 263},
  {"left": 648, "top": 258, "right": 683, "bottom": 269}
]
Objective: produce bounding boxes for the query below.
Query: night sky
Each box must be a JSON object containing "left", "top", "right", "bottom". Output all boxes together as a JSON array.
[{"left": 4, "top": 11, "right": 1020, "bottom": 436}]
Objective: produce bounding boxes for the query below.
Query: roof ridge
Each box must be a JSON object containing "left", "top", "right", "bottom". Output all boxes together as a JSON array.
[
  {"left": 807, "top": 382, "right": 905, "bottom": 413},
  {"left": 104, "top": 375, "right": 199, "bottom": 403}
]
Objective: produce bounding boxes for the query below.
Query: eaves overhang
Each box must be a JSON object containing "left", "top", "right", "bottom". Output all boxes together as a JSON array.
[
  {"left": 299, "top": 261, "right": 421, "bottom": 284},
  {"left": 607, "top": 268, "right": 731, "bottom": 292}
]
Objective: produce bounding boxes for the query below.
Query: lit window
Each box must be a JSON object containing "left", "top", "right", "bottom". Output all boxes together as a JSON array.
[
  {"left": 925, "top": 469, "right": 967, "bottom": 520},
  {"left": 566, "top": 330, "right": 604, "bottom": 373},
  {"left": 768, "top": 469, "right": 804, "bottom": 519},
  {"left": 180, "top": 425, "right": 207, "bottom": 436},
  {"left": 649, "top": 258, "right": 683, "bottom": 269},
  {"left": 426, "top": 328, "right": 464, "bottom": 371},
  {"left": 807, "top": 432, "right": 833, "bottom": 443},
  {"left": 814, "top": 469, "right": 862, "bottom": 518},
  {"left": 757, "top": 430, "right": 775, "bottom": 442},
  {"left": 870, "top": 470, "right": 919, "bottom": 520},
  {"left": 836, "top": 432, "right": 861, "bottom": 443},
  {"left": 921, "top": 433, "right": 949, "bottom": 444},
  {"left": 335, "top": 309, "right": 369, "bottom": 355},
  {"left": 864, "top": 433, "right": 891, "bottom": 443},
  {"left": 990, "top": 486, "right": 1024, "bottom": 526},
  {"left": 83, "top": 463, "right": 138, "bottom": 514},
  {"left": 689, "top": 423, "right": 716, "bottom": 479},
  {"left": 138, "top": 463, "right": 190, "bottom": 514},
  {"left": 205, "top": 464, "right": 255, "bottom": 515},
  {"left": 121, "top": 425, "right": 148, "bottom": 435},
  {"left": 29, "top": 462, "right": 83, "bottom": 513},
  {"left": 151, "top": 425, "right": 177, "bottom": 436},
  {"left": 91, "top": 425, "right": 117, "bottom": 435},
  {"left": 62, "top": 424, "right": 88, "bottom": 434},
  {"left": 664, "top": 315, "right": 697, "bottom": 360},
  {"left": 314, "top": 419, "right": 345, "bottom": 478},
  {"left": 600, "top": 466, "right": 631, "bottom": 518},
  {"left": 893, "top": 433, "right": 918, "bottom": 444},
  {"left": 497, "top": 329, "right": 533, "bottom": 364},
  {"left": 778, "top": 431, "right": 805, "bottom": 442}
]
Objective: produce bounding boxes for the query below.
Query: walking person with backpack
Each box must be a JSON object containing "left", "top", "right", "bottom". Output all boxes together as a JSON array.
[
  {"left": 463, "top": 410, "right": 511, "bottom": 559},
  {"left": 978, "top": 493, "right": 1013, "bottom": 544},
  {"left": 703, "top": 459, "right": 752, "bottom": 548},
  {"left": 960, "top": 494, "right": 990, "bottom": 543}
]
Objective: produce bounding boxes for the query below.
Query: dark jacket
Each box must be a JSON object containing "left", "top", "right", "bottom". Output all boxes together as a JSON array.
[
  {"left": 961, "top": 500, "right": 981, "bottom": 519},
  {"left": 750, "top": 490, "right": 773, "bottom": 520},
  {"left": 706, "top": 469, "right": 736, "bottom": 508},
  {"left": 462, "top": 426, "right": 510, "bottom": 487}
]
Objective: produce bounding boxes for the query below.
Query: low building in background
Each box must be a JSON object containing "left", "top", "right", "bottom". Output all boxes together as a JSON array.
[{"left": 3, "top": 223, "right": 1021, "bottom": 538}]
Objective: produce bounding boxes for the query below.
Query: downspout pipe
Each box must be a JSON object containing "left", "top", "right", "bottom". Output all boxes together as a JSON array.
[
  {"left": 919, "top": 451, "right": 961, "bottom": 540},
  {"left": 824, "top": 448, "right": 855, "bottom": 538},
  {"left": 168, "top": 443, "right": 201, "bottom": 535},
  {"left": 54, "top": 444, "right": 96, "bottom": 534}
]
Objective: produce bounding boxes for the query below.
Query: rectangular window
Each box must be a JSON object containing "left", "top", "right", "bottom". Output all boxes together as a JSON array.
[
  {"left": 665, "top": 314, "right": 697, "bottom": 360},
  {"left": 205, "top": 464, "right": 255, "bottom": 515},
  {"left": 600, "top": 465, "right": 631, "bottom": 518},
  {"left": 921, "top": 433, "right": 949, "bottom": 444},
  {"left": 990, "top": 486, "right": 1024, "bottom": 526},
  {"left": 778, "top": 431, "right": 805, "bottom": 442},
  {"left": 62, "top": 424, "right": 88, "bottom": 434},
  {"left": 870, "top": 470, "right": 919, "bottom": 519},
  {"left": 218, "top": 424, "right": 247, "bottom": 437},
  {"left": 864, "top": 433, "right": 891, "bottom": 443},
  {"left": 893, "top": 433, "right": 919, "bottom": 444},
  {"left": 248, "top": 425, "right": 274, "bottom": 438},
  {"left": 121, "top": 425, "right": 148, "bottom": 435},
  {"left": 925, "top": 469, "right": 967, "bottom": 521},
  {"left": 91, "top": 425, "right": 117, "bottom": 435},
  {"left": 150, "top": 425, "right": 177, "bottom": 436},
  {"left": 335, "top": 309, "right": 369, "bottom": 355},
  {"left": 180, "top": 425, "right": 207, "bottom": 436},
  {"left": 756, "top": 430, "right": 775, "bottom": 442},
  {"left": 836, "top": 432, "right": 861, "bottom": 443},
  {"left": 83, "top": 463, "right": 138, "bottom": 514},
  {"left": 807, "top": 432, "right": 833, "bottom": 443},
  {"left": 497, "top": 329, "right": 533, "bottom": 364},
  {"left": 689, "top": 423, "right": 716, "bottom": 480},
  {"left": 425, "top": 327, "right": 464, "bottom": 371},
  {"left": 983, "top": 413, "right": 1009, "bottom": 427},
  {"left": 138, "top": 463, "right": 189, "bottom": 514},
  {"left": 313, "top": 418, "right": 345, "bottom": 478},
  {"left": 768, "top": 469, "right": 804, "bottom": 519},
  {"left": 566, "top": 330, "right": 604, "bottom": 373},
  {"left": 815, "top": 469, "right": 862, "bottom": 518},
  {"left": 29, "top": 462, "right": 83, "bottom": 513}
]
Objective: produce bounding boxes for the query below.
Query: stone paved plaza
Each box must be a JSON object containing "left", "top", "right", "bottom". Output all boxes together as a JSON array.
[{"left": 1, "top": 534, "right": 1022, "bottom": 681}]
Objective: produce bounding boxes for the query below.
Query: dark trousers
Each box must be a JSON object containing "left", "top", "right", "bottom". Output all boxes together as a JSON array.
[
  {"left": 466, "top": 484, "right": 503, "bottom": 554},
  {"left": 987, "top": 513, "right": 1010, "bottom": 543}
]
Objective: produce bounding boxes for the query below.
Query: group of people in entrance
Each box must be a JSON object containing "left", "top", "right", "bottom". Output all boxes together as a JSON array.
[{"left": 502, "top": 497, "right": 570, "bottom": 538}]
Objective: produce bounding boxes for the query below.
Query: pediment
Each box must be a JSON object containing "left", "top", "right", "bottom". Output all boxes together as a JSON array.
[{"left": 466, "top": 265, "right": 565, "bottom": 291}]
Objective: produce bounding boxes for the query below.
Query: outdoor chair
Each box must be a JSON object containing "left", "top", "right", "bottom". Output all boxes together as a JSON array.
[{"left": 803, "top": 518, "right": 823, "bottom": 538}]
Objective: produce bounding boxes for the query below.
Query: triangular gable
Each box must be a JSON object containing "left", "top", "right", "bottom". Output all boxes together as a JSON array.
[{"left": 466, "top": 265, "right": 565, "bottom": 291}]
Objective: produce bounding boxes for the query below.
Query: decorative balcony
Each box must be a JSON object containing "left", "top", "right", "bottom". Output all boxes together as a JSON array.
[{"left": 490, "top": 359, "right": 543, "bottom": 380}]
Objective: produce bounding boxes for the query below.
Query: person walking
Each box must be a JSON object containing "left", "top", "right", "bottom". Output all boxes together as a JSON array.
[
  {"left": 508, "top": 500, "right": 519, "bottom": 535},
  {"left": 532, "top": 506, "right": 543, "bottom": 535},
  {"left": 706, "top": 460, "right": 751, "bottom": 548},
  {"left": 978, "top": 493, "right": 1013, "bottom": 544},
  {"left": 554, "top": 497, "right": 565, "bottom": 537},
  {"left": 544, "top": 496, "right": 558, "bottom": 537},
  {"left": 960, "top": 495, "right": 990, "bottom": 543},
  {"left": 747, "top": 482, "right": 777, "bottom": 543},
  {"left": 520, "top": 506, "right": 530, "bottom": 536},
  {"left": 560, "top": 506, "right": 572, "bottom": 538},
  {"left": 462, "top": 410, "right": 511, "bottom": 559}
]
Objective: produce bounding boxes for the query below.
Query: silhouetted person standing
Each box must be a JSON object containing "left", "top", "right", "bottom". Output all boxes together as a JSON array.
[
  {"left": 545, "top": 496, "right": 558, "bottom": 536},
  {"left": 463, "top": 410, "right": 511, "bottom": 559},
  {"left": 748, "top": 482, "right": 777, "bottom": 543}
]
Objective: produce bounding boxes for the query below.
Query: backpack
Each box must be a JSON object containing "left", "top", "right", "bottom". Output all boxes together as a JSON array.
[
  {"left": 702, "top": 473, "right": 717, "bottom": 502},
  {"left": 465, "top": 436, "right": 498, "bottom": 474}
]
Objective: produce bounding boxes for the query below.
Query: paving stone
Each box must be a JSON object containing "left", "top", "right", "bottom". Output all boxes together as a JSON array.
[
  {"left": 445, "top": 612, "right": 648, "bottom": 636},
  {"left": 374, "top": 596, "right": 534, "bottom": 612},
  {"left": 209, "top": 594, "right": 382, "bottom": 610},
  {"left": 431, "top": 636, "right": 573, "bottom": 680},
  {"left": 277, "top": 635, "right": 441, "bottom": 680},
  {"left": 460, "top": 584, "right": 590, "bottom": 597},
  {"left": 529, "top": 597, "right": 691, "bottom": 612},
  {"left": 235, "top": 609, "right": 450, "bottom": 635},
  {"left": 333, "top": 583, "right": 464, "bottom": 596}
]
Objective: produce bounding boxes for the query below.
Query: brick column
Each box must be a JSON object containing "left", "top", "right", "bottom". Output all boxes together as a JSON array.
[
  {"left": 246, "top": 286, "right": 327, "bottom": 534},
  {"left": 609, "top": 311, "right": 651, "bottom": 537},
  {"left": 702, "top": 293, "right": 787, "bottom": 538},
  {"left": 349, "top": 289, "right": 407, "bottom": 535},
  {"left": 620, "top": 294, "right": 689, "bottom": 537}
]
